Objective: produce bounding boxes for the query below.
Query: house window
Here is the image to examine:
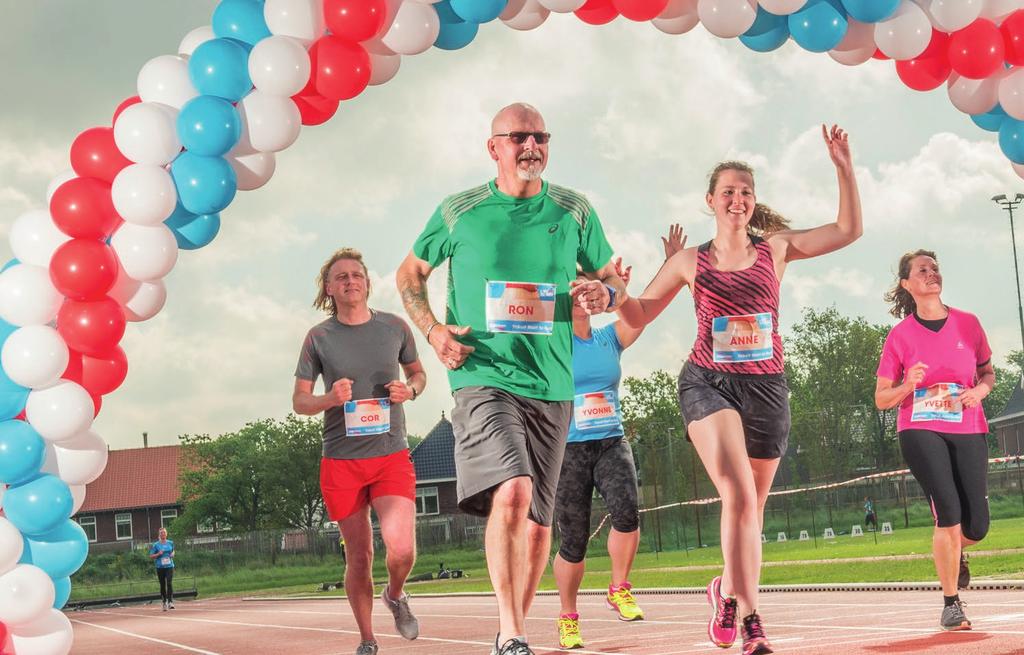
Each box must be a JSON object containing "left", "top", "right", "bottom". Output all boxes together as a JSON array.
[
  {"left": 78, "top": 516, "right": 97, "bottom": 542},
  {"left": 415, "top": 487, "right": 439, "bottom": 516},
  {"left": 115, "top": 513, "right": 133, "bottom": 540},
  {"left": 197, "top": 519, "right": 214, "bottom": 534},
  {"left": 160, "top": 509, "right": 178, "bottom": 529}
]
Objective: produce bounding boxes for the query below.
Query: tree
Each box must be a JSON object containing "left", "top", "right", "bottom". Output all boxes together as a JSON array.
[{"left": 264, "top": 415, "right": 326, "bottom": 530}]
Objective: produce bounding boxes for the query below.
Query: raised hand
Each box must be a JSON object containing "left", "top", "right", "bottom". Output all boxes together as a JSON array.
[
  {"left": 613, "top": 257, "right": 632, "bottom": 287},
  {"left": 662, "top": 223, "right": 687, "bottom": 259},
  {"left": 822, "top": 123, "right": 852, "bottom": 174}
]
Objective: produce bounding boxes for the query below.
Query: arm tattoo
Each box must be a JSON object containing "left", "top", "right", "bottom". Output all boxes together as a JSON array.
[{"left": 398, "top": 274, "right": 439, "bottom": 336}]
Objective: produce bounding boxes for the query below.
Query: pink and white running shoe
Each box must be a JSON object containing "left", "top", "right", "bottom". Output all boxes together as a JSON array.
[{"left": 706, "top": 576, "right": 738, "bottom": 648}]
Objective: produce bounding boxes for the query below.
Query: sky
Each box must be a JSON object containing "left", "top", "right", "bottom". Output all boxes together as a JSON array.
[{"left": 2, "top": 2, "right": 1023, "bottom": 451}]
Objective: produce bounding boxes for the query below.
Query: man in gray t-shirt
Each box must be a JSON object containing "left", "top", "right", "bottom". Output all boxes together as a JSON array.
[{"left": 293, "top": 248, "right": 426, "bottom": 655}]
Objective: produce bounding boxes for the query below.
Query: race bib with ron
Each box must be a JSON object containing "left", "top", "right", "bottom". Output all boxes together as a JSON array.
[{"left": 485, "top": 281, "right": 555, "bottom": 335}]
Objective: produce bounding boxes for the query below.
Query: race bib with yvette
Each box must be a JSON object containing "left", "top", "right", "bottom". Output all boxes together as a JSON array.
[
  {"left": 712, "top": 313, "right": 773, "bottom": 362},
  {"left": 574, "top": 391, "right": 619, "bottom": 430},
  {"left": 343, "top": 398, "right": 392, "bottom": 436},
  {"left": 159, "top": 557, "right": 171, "bottom": 566},
  {"left": 911, "top": 383, "right": 963, "bottom": 423},
  {"left": 485, "top": 281, "right": 555, "bottom": 335}
]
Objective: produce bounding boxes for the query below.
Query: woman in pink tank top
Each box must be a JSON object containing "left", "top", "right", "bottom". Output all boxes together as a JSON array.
[{"left": 618, "top": 125, "right": 863, "bottom": 655}]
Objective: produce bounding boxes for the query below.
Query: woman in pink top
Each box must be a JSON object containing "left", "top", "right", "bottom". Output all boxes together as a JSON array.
[{"left": 875, "top": 249, "right": 995, "bottom": 632}]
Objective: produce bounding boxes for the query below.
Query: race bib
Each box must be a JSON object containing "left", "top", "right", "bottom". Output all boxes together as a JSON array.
[
  {"left": 485, "top": 281, "right": 555, "bottom": 335},
  {"left": 344, "top": 398, "right": 391, "bottom": 436},
  {"left": 159, "top": 557, "right": 171, "bottom": 566},
  {"left": 712, "top": 313, "right": 773, "bottom": 363},
  {"left": 574, "top": 391, "right": 619, "bottom": 430},
  {"left": 911, "top": 383, "right": 963, "bottom": 423}
]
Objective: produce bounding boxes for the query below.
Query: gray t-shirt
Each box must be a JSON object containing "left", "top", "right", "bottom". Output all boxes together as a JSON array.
[{"left": 295, "top": 310, "right": 418, "bottom": 459}]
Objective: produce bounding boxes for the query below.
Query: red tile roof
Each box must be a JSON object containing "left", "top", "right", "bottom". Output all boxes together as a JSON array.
[{"left": 79, "top": 445, "right": 183, "bottom": 513}]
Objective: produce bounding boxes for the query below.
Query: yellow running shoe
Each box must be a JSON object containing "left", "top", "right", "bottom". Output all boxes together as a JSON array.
[
  {"left": 558, "top": 613, "right": 584, "bottom": 649},
  {"left": 606, "top": 582, "right": 644, "bottom": 621}
]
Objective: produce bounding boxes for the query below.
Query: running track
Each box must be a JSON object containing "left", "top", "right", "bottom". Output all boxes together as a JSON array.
[{"left": 69, "top": 590, "right": 1024, "bottom": 654}]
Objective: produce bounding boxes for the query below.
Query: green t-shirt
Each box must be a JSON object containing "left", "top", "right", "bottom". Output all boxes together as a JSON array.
[{"left": 413, "top": 180, "right": 613, "bottom": 401}]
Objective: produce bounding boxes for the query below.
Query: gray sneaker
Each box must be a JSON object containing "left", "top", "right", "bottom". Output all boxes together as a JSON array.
[
  {"left": 355, "top": 640, "right": 379, "bottom": 655},
  {"left": 381, "top": 586, "right": 419, "bottom": 640},
  {"left": 491, "top": 636, "right": 534, "bottom": 655},
  {"left": 940, "top": 600, "right": 972, "bottom": 631}
]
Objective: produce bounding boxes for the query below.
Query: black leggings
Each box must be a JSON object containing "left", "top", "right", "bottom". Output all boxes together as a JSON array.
[
  {"left": 157, "top": 568, "right": 174, "bottom": 601},
  {"left": 899, "top": 430, "right": 990, "bottom": 541}
]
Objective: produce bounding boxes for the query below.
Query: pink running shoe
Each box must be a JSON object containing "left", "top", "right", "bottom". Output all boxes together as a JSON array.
[
  {"left": 741, "top": 611, "right": 773, "bottom": 655},
  {"left": 706, "top": 576, "right": 738, "bottom": 648}
]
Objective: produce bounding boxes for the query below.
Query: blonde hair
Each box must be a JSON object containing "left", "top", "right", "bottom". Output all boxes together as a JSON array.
[
  {"left": 707, "top": 161, "right": 790, "bottom": 236},
  {"left": 314, "top": 248, "right": 371, "bottom": 315},
  {"left": 884, "top": 249, "right": 937, "bottom": 318}
]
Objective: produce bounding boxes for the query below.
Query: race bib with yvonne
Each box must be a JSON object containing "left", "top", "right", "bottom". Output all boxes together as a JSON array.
[
  {"left": 911, "top": 383, "right": 963, "bottom": 423},
  {"left": 343, "top": 398, "right": 392, "bottom": 436},
  {"left": 159, "top": 557, "right": 171, "bottom": 566},
  {"left": 485, "top": 281, "right": 555, "bottom": 335},
  {"left": 712, "top": 313, "right": 773, "bottom": 362},
  {"left": 574, "top": 391, "right": 619, "bottom": 430}
]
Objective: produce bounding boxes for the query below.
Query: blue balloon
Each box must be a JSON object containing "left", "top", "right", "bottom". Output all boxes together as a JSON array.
[
  {"left": 972, "top": 104, "right": 1007, "bottom": 133},
  {"left": 212, "top": 0, "right": 271, "bottom": 46},
  {"left": 172, "top": 213, "right": 222, "bottom": 250},
  {"left": 840, "top": 0, "right": 897, "bottom": 23},
  {"left": 789, "top": 0, "right": 848, "bottom": 53},
  {"left": 435, "top": 0, "right": 465, "bottom": 23},
  {"left": 53, "top": 576, "right": 71, "bottom": 609},
  {"left": 3, "top": 474, "right": 73, "bottom": 536},
  {"left": 0, "top": 419, "right": 45, "bottom": 485},
  {"left": 171, "top": 152, "right": 238, "bottom": 215},
  {"left": 0, "top": 317, "right": 17, "bottom": 342},
  {"left": 178, "top": 95, "right": 241, "bottom": 157},
  {"left": 1000, "top": 118, "right": 1024, "bottom": 164},
  {"left": 450, "top": 0, "right": 507, "bottom": 23},
  {"left": 741, "top": 7, "right": 790, "bottom": 53},
  {"left": 435, "top": 20, "right": 480, "bottom": 50},
  {"left": 188, "top": 38, "right": 253, "bottom": 102},
  {"left": 1, "top": 259, "right": 19, "bottom": 273},
  {"left": 0, "top": 390, "right": 28, "bottom": 421},
  {"left": 19, "top": 520, "right": 89, "bottom": 579}
]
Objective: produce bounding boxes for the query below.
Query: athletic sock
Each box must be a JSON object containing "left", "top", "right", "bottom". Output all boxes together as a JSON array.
[
  {"left": 944, "top": 594, "right": 960, "bottom": 607},
  {"left": 560, "top": 613, "right": 579, "bottom": 619}
]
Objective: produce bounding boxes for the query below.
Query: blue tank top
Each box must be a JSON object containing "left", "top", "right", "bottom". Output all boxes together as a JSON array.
[{"left": 567, "top": 324, "right": 624, "bottom": 443}]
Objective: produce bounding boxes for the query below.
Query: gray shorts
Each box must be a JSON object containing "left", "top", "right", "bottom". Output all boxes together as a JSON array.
[{"left": 451, "top": 386, "right": 572, "bottom": 527}]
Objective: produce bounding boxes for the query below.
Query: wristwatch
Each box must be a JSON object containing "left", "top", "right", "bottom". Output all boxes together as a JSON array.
[
  {"left": 411, "top": 386, "right": 419, "bottom": 400},
  {"left": 604, "top": 284, "right": 617, "bottom": 310}
]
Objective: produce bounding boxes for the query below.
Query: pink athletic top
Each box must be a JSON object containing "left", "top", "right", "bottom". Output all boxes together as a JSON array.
[{"left": 876, "top": 307, "right": 992, "bottom": 434}]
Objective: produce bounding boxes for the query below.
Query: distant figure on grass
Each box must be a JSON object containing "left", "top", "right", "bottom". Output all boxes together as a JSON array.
[
  {"left": 294, "top": 248, "right": 427, "bottom": 655},
  {"left": 863, "top": 497, "right": 877, "bottom": 531},
  {"left": 875, "top": 249, "right": 994, "bottom": 632},
  {"left": 149, "top": 527, "right": 175, "bottom": 611}
]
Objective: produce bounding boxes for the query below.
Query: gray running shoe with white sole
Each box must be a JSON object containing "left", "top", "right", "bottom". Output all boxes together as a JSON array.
[
  {"left": 355, "top": 639, "right": 378, "bottom": 655},
  {"left": 941, "top": 600, "right": 972, "bottom": 631},
  {"left": 381, "top": 587, "right": 419, "bottom": 640}
]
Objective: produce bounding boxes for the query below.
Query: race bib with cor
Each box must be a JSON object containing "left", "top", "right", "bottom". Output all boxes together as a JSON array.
[
  {"left": 712, "top": 313, "right": 773, "bottom": 363},
  {"left": 574, "top": 391, "right": 619, "bottom": 430},
  {"left": 911, "top": 383, "right": 963, "bottom": 423},
  {"left": 344, "top": 398, "right": 392, "bottom": 436},
  {"left": 485, "top": 281, "right": 555, "bottom": 335}
]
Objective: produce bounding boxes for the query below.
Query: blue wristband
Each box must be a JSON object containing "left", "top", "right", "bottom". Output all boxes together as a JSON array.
[{"left": 604, "top": 284, "right": 617, "bottom": 310}]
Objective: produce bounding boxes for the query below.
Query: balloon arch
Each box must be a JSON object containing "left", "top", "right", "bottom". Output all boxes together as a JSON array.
[{"left": 1, "top": 0, "right": 1024, "bottom": 651}]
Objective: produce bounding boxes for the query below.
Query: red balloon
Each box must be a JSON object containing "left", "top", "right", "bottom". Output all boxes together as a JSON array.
[
  {"left": 576, "top": 0, "right": 619, "bottom": 25},
  {"left": 112, "top": 95, "right": 142, "bottom": 126},
  {"left": 292, "top": 89, "right": 341, "bottom": 126},
  {"left": 949, "top": 19, "right": 1005, "bottom": 80},
  {"left": 310, "top": 36, "right": 371, "bottom": 102},
  {"left": 90, "top": 390, "right": 102, "bottom": 417},
  {"left": 1002, "top": 10, "right": 1024, "bottom": 66},
  {"left": 872, "top": 48, "right": 890, "bottom": 60},
  {"left": 80, "top": 346, "right": 128, "bottom": 396},
  {"left": 62, "top": 350, "right": 84, "bottom": 383},
  {"left": 57, "top": 297, "right": 126, "bottom": 357},
  {"left": 50, "top": 177, "right": 121, "bottom": 240},
  {"left": 896, "top": 30, "right": 952, "bottom": 92},
  {"left": 324, "top": 0, "right": 386, "bottom": 42},
  {"left": 49, "top": 239, "right": 119, "bottom": 300},
  {"left": 70, "top": 127, "right": 132, "bottom": 184},
  {"left": 612, "top": 0, "right": 668, "bottom": 22}
]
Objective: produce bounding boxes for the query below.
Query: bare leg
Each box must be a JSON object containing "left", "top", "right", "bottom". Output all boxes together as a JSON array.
[
  {"left": 486, "top": 476, "right": 533, "bottom": 644},
  {"left": 372, "top": 495, "right": 417, "bottom": 599},
  {"left": 522, "top": 521, "right": 551, "bottom": 617},
  {"left": 608, "top": 528, "right": 640, "bottom": 587},
  {"left": 553, "top": 554, "right": 585, "bottom": 615},
  {"left": 750, "top": 458, "right": 782, "bottom": 533},
  {"left": 339, "top": 506, "right": 375, "bottom": 642},
  {"left": 934, "top": 525, "right": 962, "bottom": 596}
]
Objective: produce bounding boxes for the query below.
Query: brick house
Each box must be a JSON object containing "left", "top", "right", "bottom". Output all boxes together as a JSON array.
[
  {"left": 991, "top": 377, "right": 1024, "bottom": 456},
  {"left": 410, "top": 413, "right": 459, "bottom": 517}
]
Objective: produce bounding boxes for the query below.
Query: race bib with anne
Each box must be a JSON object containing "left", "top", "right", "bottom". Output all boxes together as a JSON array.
[{"left": 712, "top": 313, "right": 773, "bottom": 363}]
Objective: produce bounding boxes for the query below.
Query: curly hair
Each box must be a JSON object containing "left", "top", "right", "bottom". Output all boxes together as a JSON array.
[
  {"left": 884, "top": 249, "right": 937, "bottom": 318},
  {"left": 314, "top": 248, "right": 370, "bottom": 315},
  {"left": 707, "top": 161, "right": 790, "bottom": 236}
]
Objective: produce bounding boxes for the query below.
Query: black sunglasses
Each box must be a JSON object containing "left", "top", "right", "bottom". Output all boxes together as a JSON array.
[{"left": 492, "top": 131, "right": 551, "bottom": 145}]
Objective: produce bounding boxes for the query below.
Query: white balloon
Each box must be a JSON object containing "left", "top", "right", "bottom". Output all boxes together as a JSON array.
[
  {"left": 652, "top": 0, "right": 700, "bottom": 34},
  {"left": 237, "top": 90, "right": 302, "bottom": 153},
  {"left": 111, "top": 223, "right": 179, "bottom": 282},
  {"left": 228, "top": 151, "right": 277, "bottom": 191},
  {"left": 8, "top": 210, "right": 71, "bottom": 269},
  {"left": 41, "top": 430, "right": 109, "bottom": 486},
  {"left": 0, "top": 518, "right": 22, "bottom": 577},
  {"left": 1000, "top": 68, "right": 1024, "bottom": 120},
  {"left": 501, "top": 0, "right": 551, "bottom": 29},
  {"left": 537, "top": 0, "right": 585, "bottom": 11},
  {"left": 368, "top": 49, "right": 402, "bottom": 86},
  {"left": 697, "top": 0, "right": 758, "bottom": 38},
  {"left": 44, "top": 170, "right": 76, "bottom": 205},
  {"left": 249, "top": 35, "right": 311, "bottom": 97},
  {"left": 0, "top": 565, "right": 55, "bottom": 627},
  {"left": 0, "top": 326, "right": 69, "bottom": 390},
  {"left": 828, "top": 18, "right": 876, "bottom": 66},
  {"left": 114, "top": 102, "right": 182, "bottom": 166},
  {"left": 0, "top": 265, "right": 63, "bottom": 327},
  {"left": 179, "top": 25, "right": 215, "bottom": 57},
  {"left": 759, "top": 0, "right": 806, "bottom": 14},
  {"left": 138, "top": 55, "right": 198, "bottom": 110},
  {"left": 918, "top": 0, "right": 983, "bottom": 32},
  {"left": 8, "top": 608, "right": 73, "bottom": 655},
  {"left": 948, "top": 70, "right": 1004, "bottom": 114},
  {"left": 25, "top": 381, "right": 94, "bottom": 443},
  {"left": 109, "top": 267, "right": 167, "bottom": 322},
  {"left": 68, "top": 484, "right": 86, "bottom": 515},
  {"left": 111, "top": 164, "right": 178, "bottom": 226},
  {"left": 264, "top": 0, "right": 326, "bottom": 47},
  {"left": 981, "top": 0, "right": 1023, "bottom": 22},
  {"left": 382, "top": 2, "right": 442, "bottom": 55},
  {"left": 874, "top": 0, "right": 931, "bottom": 60}
]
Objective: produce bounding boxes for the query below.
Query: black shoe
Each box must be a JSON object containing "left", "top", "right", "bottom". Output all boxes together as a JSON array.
[{"left": 957, "top": 553, "right": 970, "bottom": 590}]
